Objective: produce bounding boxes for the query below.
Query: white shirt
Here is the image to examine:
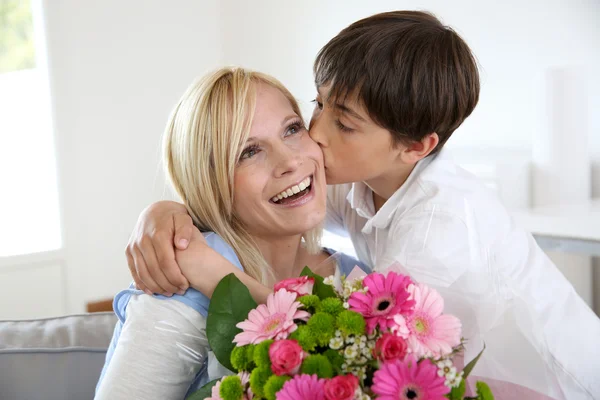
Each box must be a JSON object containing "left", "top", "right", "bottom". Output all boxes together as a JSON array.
[
  {"left": 326, "top": 150, "right": 600, "bottom": 399},
  {"left": 94, "top": 295, "right": 229, "bottom": 400}
]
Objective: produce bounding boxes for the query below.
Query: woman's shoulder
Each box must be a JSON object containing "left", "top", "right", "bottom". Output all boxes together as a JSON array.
[
  {"left": 113, "top": 286, "right": 212, "bottom": 322},
  {"left": 202, "top": 231, "right": 244, "bottom": 271}
]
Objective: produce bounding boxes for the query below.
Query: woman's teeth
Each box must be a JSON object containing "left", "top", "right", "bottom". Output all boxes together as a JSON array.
[{"left": 271, "top": 176, "right": 312, "bottom": 203}]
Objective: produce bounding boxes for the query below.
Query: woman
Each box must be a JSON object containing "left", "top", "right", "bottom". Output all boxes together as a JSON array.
[{"left": 94, "top": 67, "right": 369, "bottom": 399}]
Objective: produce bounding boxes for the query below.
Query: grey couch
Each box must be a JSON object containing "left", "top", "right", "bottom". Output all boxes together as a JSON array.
[{"left": 0, "top": 312, "right": 117, "bottom": 400}]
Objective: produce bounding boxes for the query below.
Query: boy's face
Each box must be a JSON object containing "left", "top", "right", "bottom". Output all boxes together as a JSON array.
[{"left": 309, "top": 85, "right": 404, "bottom": 185}]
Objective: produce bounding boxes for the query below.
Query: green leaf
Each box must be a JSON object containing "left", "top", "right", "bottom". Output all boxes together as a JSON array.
[
  {"left": 462, "top": 344, "right": 486, "bottom": 379},
  {"left": 206, "top": 273, "right": 258, "bottom": 371},
  {"left": 446, "top": 379, "right": 466, "bottom": 400},
  {"left": 185, "top": 379, "right": 220, "bottom": 400},
  {"left": 300, "top": 266, "right": 336, "bottom": 299},
  {"left": 475, "top": 381, "right": 495, "bottom": 400}
]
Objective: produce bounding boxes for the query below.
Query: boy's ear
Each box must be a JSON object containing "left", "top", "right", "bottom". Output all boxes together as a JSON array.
[{"left": 400, "top": 133, "right": 439, "bottom": 163}]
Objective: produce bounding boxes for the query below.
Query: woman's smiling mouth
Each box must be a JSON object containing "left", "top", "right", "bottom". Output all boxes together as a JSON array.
[{"left": 270, "top": 175, "right": 313, "bottom": 206}]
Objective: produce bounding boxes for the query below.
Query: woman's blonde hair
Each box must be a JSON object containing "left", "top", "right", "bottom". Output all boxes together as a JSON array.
[{"left": 164, "top": 67, "right": 321, "bottom": 284}]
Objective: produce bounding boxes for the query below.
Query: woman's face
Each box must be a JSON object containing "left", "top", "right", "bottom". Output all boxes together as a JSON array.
[{"left": 232, "top": 83, "right": 326, "bottom": 239}]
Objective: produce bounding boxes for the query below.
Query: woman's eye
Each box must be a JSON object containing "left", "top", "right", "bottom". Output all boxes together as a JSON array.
[
  {"left": 285, "top": 122, "right": 305, "bottom": 137},
  {"left": 240, "top": 146, "right": 259, "bottom": 161}
]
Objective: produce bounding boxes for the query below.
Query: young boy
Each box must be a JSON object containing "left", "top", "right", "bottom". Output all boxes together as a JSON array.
[{"left": 126, "top": 11, "right": 599, "bottom": 399}]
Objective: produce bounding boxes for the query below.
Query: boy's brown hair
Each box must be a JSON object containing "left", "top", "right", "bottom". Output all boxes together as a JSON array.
[{"left": 314, "top": 10, "right": 480, "bottom": 152}]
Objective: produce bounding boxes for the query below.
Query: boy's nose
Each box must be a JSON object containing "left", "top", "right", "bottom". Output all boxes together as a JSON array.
[{"left": 308, "top": 116, "right": 328, "bottom": 148}]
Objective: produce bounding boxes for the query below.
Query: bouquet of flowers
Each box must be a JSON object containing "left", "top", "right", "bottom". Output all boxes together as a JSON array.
[{"left": 188, "top": 268, "right": 494, "bottom": 400}]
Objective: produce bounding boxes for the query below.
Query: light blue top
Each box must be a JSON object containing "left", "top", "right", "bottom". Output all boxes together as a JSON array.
[{"left": 97, "top": 232, "right": 370, "bottom": 397}]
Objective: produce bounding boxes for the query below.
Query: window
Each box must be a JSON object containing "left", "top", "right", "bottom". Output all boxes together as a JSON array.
[{"left": 0, "top": 0, "right": 61, "bottom": 257}]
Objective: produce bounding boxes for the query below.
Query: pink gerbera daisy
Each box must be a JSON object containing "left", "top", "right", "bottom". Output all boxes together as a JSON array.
[
  {"left": 234, "top": 289, "right": 310, "bottom": 345},
  {"left": 348, "top": 272, "right": 415, "bottom": 333},
  {"left": 238, "top": 371, "right": 253, "bottom": 399},
  {"left": 372, "top": 356, "right": 450, "bottom": 400},
  {"left": 276, "top": 374, "right": 326, "bottom": 400},
  {"left": 392, "top": 283, "right": 461, "bottom": 358},
  {"left": 207, "top": 379, "right": 223, "bottom": 400}
]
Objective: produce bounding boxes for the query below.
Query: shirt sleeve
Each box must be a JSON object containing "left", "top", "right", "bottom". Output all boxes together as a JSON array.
[
  {"left": 379, "top": 207, "right": 480, "bottom": 288},
  {"left": 381, "top": 207, "right": 600, "bottom": 398},
  {"left": 325, "top": 184, "right": 350, "bottom": 236},
  {"left": 95, "top": 294, "right": 209, "bottom": 400},
  {"left": 495, "top": 229, "right": 600, "bottom": 398}
]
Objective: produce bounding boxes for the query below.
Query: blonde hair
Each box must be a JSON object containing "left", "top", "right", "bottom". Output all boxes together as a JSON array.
[{"left": 164, "top": 67, "right": 321, "bottom": 284}]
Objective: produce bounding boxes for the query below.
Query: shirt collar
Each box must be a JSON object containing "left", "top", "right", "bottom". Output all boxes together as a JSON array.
[
  {"left": 346, "top": 152, "right": 439, "bottom": 234},
  {"left": 346, "top": 181, "right": 375, "bottom": 220}
]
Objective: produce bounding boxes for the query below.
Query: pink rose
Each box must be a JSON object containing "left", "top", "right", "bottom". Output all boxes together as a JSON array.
[
  {"left": 324, "top": 374, "right": 359, "bottom": 400},
  {"left": 273, "top": 276, "right": 315, "bottom": 297},
  {"left": 373, "top": 333, "right": 408, "bottom": 362},
  {"left": 269, "top": 339, "right": 305, "bottom": 376}
]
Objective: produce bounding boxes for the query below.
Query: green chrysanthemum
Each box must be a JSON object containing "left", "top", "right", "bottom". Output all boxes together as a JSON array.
[
  {"left": 292, "top": 325, "right": 317, "bottom": 352},
  {"left": 288, "top": 329, "right": 300, "bottom": 341},
  {"left": 219, "top": 375, "right": 244, "bottom": 400},
  {"left": 300, "top": 354, "right": 333, "bottom": 378},
  {"left": 336, "top": 310, "right": 366, "bottom": 336},
  {"left": 298, "top": 294, "right": 320, "bottom": 311},
  {"left": 249, "top": 366, "right": 273, "bottom": 398},
  {"left": 323, "top": 348, "right": 345, "bottom": 372},
  {"left": 253, "top": 339, "right": 273, "bottom": 368},
  {"left": 263, "top": 374, "right": 291, "bottom": 400},
  {"left": 307, "top": 312, "right": 336, "bottom": 346},
  {"left": 317, "top": 297, "right": 345, "bottom": 316},
  {"left": 230, "top": 345, "right": 255, "bottom": 371}
]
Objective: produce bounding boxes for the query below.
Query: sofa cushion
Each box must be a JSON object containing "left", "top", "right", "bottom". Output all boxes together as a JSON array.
[{"left": 0, "top": 312, "right": 117, "bottom": 400}]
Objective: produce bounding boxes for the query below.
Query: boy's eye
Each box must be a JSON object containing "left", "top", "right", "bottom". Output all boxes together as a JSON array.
[
  {"left": 311, "top": 99, "right": 324, "bottom": 110},
  {"left": 336, "top": 120, "right": 354, "bottom": 133}
]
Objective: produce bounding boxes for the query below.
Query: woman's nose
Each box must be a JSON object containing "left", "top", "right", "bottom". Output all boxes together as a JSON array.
[{"left": 272, "top": 145, "right": 302, "bottom": 178}]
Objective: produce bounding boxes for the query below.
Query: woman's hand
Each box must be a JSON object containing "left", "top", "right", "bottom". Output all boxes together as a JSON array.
[{"left": 126, "top": 200, "right": 195, "bottom": 296}]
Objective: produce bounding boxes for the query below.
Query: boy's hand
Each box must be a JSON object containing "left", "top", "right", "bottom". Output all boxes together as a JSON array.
[
  {"left": 174, "top": 227, "right": 239, "bottom": 299},
  {"left": 126, "top": 201, "right": 195, "bottom": 296}
]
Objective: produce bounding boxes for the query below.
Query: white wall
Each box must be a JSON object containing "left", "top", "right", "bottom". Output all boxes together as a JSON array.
[
  {"left": 2, "top": 0, "right": 599, "bottom": 317},
  {"left": 221, "top": 0, "right": 600, "bottom": 155},
  {"left": 42, "top": 0, "right": 223, "bottom": 313}
]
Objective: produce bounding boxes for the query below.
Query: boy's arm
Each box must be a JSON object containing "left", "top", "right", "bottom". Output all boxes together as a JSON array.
[
  {"left": 175, "top": 228, "right": 272, "bottom": 304},
  {"left": 125, "top": 201, "right": 194, "bottom": 296},
  {"left": 126, "top": 201, "right": 271, "bottom": 303},
  {"left": 324, "top": 184, "right": 351, "bottom": 236},
  {"left": 381, "top": 207, "right": 600, "bottom": 396},
  {"left": 379, "top": 208, "right": 474, "bottom": 288}
]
